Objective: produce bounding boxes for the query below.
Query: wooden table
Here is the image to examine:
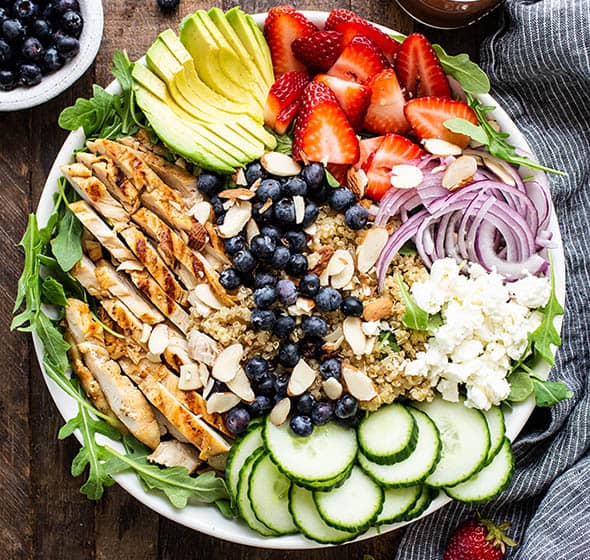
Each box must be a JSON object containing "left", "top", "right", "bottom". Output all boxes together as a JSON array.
[{"left": 0, "top": 1, "right": 500, "bottom": 558}]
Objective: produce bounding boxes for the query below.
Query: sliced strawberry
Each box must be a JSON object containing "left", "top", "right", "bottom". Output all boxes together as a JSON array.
[
  {"left": 356, "top": 136, "right": 385, "bottom": 170},
  {"left": 293, "top": 80, "right": 360, "bottom": 165},
  {"left": 325, "top": 9, "right": 401, "bottom": 61},
  {"left": 364, "top": 133, "right": 424, "bottom": 200},
  {"left": 264, "top": 6, "right": 318, "bottom": 77},
  {"left": 264, "top": 71, "right": 310, "bottom": 134},
  {"left": 327, "top": 35, "right": 389, "bottom": 85},
  {"left": 326, "top": 163, "right": 350, "bottom": 185},
  {"left": 404, "top": 96, "right": 478, "bottom": 148},
  {"left": 395, "top": 33, "right": 451, "bottom": 98},
  {"left": 314, "top": 74, "right": 371, "bottom": 130},
  {"left": 292, "top": 30, "right": 344, "bottom": 73},
  {"left": 363, "top": 69, "right": 410, "bottom": 135}
]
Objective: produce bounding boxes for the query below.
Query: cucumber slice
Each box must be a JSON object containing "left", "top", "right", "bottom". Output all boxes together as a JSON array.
[
  {"left": 295, "top": 463, "right": 353, "bottom": 492},
  {"left": 248, "top": 452, "right": 298, "bottom": 535},
  {"left": 359, "top": 408, "right": 441, "bottom": 487},
  {"left": 263, "top": 416, "right": 357, "bottom": 483},
  {"left": 483, "top": 406, "right": 505, "bottom": 462},
  {"left": 236, "top": 448, "right": 277, "bottom": 536},
  {"left": 415, "top": 397, "right": 490, "bottom": 488},
  {"left": 358, "top": 403, "right": 417, "bottom": 464},
  {"left": 402, "top": 486, "right": 436, "bottom": 521},
  {"left": 225, "top": 423, "right": 263, "bottom": 500},
  {"left": 376, "top": 485, "right": 422, "bottom": 525},
  {"left": 314, "top": 466, "right": 384, "bottom": 532},
  {"left": 445, "top": 438, "right": 514, "bottom": 503},
  {"left": 289, "top": 485, "right": 359, "bottom": 544}
]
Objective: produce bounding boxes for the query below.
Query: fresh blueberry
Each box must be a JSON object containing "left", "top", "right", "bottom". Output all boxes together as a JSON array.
[
  {"left": 54, "top": 0, "right": 80, "bottom": 13},
  {"left": 276, "top": 278, "right": 298, "bottom": 305},
  {"left": 260, "top": 225, "right": 282, "bottom": 244},
  {"left": 254, "top": 271, "right": 277, "bottom": 289},
  {"left": 256, "top": 372, "right": 276, "bottom": 397},
  {"left": 40, "top": 2, "right": 55, "bottom": 20},
  {"left": 286, "top": 253, "right": 308, "bottom": 277},
  {"left": 157, "top": 0, "right": 180, "bottom": 9},
  {"left": 299, "top": 273, "right": 320, "bottom": 298},
  {"left": 308, "top": 184, "right": 330, "bottom": 204},
  {"left": 209, "top": 194, "right": 224, "bottom": 217},
  {"left": 0, "top": 39, "right": 12, "bottom": 66},
  {"left": 301, "top": 163, "right": 325, "bottom": 190},
  {"left": 274, "top": 374, "right": 290, "bottom": 397},
  {"left": 197, "top": 171, "right": 222, "bottom": 197},
  {"left": 55, "top": 34, "right": 79, "bottom": 60},
  {"left": 281, "top": 176, "right": 307, "bottom": 197},
  {"left": 0, "top": 68, "right": 16, "bottom": 90},
  {"left": 212, "top": 380, "right": 228, "bottom": 394},
  {"left": 232, "top": 249, "right": 256, "bottom": 274},
  {"left": 278, "top": 342, "right": 300, "bottom": 368},
  {"left": 282, "top": 230, "right": 306, "bottom": 252},
  {"left": 253, "top": 285, "right": 276, "bottom": 309},
  {"left": 271, "top": 245, "right": 290, "bottom": 270},
  {"left": 250, "top": 309, "right": 276, "bottom": 331},
  {"left": 345, "top": 204, "right": 369, "bottom": 230},
  {"left": 216, "top": 214, "right": 226, "bottom": 226},
  {"left": 250, "top": 234, "right": 276, "bottom": 261},
  {"left": 252, "top": 200, "right": 273, "bottom": 224},
  {"left": 219, "top": 268, "right": 241, "bottom": 291},
  {"left": 18, "top": 63, "right": 42, "bottom": 86},
  {"left": 273, "top": 197, "right": 296, "bottom": 226},
  {"left": 256, "top": 178, "right": 281, "bottom": 202},
  {"left": 223, "top": 235, "right": 246, "bottom": 256},
  {"left": 328, "top": 188, "right": 356, "bottom": 212},
  {"left": 340, "top": 296, "right": 363, "bottom": 317},
  {"left": 21, "top": 37, "right": 43, "bottom": 62},
  {"left": 311, "top": 401, "right": 334, "bottom": 426},
  {"left": 334, "top": 394, "right": 358, "bottom": 420},
  {"left": 31, "top": 18, "right": 53, "bottom": 43},
  {"left": 12, "top": 0, "right": 38, "bottom": 21},
  {"left": 248, "top": 395, "right": 273, "bottom": 417},
  {"left": 60, "top": 9, "right": 83, "bottom": 38},
  {"left": 295, "top": 393, "right": 315, "bottom": 416},
  {"left": 319, "top": 358, "right": 341, "bottom": 380},
  {"left": 2, "top": 19, "right": 26, "bottom": 43},
  {"left": 299, "top": 336, "right": 324, "bottom": 360},
  {"left": 315, "top": 287, "right": 342, "bottom": 312},
  {"left": 273, "top": 313, "right": 296, "bottom": 339},
  {"left": 245, "top": 161, "right": 265, "bottom": 185},
  {"left": 225, "top": 407, "right": 250, "bottom": 435},
  {"left": 301, "top": 316, "right": 327, "bottom": 338},
  {"left": 302, "top": 202, "right": 319, "bottom": 227},
  {"left": 245, "top": 356, "right": 269, "bottom": 382},
  {"left": 337, "top": 410, "right": 363, "bottom": 429},
  {"left": 0, "top": 7, "right": 6, "bottom": 25},
  {"left": 290, "top": 415, "right": 313, "bottom": 437}
]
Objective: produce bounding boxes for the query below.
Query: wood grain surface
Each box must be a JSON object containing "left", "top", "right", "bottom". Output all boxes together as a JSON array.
[{"left": 0, "top": 1, "right": 499, "bottom": 558}]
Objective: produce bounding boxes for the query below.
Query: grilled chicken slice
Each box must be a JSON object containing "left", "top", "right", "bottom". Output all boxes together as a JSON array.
[
  {"left": 61, "top": 163, "right": 129, "bottom": 227},
  {"left": 119, "top": 357, "right": 231, "bottom": 459},
  {"left": 147, "top": 440, "right": 201, "bottom": 473},
  {"left": 94, "top": 259, "right": 164, "bottom": 325},
  {"left": 193, "top": 251, "right": 235, "bottom": 307},
  {"left": 119, "top": 224, "right": 189, "bottom": 306},
  {"left": 81, "top": 230, "right": 103, "bottom": 262},
  {"left": 69, "top": 201, "right": 137, "bottom": 265},
  {"left": 65, "top": 299, "right": 160, "bottom": 449},
  {"left": 100, "top": 298, "right": 150, "bottom": 351},
  {"left": 76, "top": 151, "right": 140, "bottom": 212},
  {"left": 139, "top": 189, "right": 197, "bottom": 234},
  {"left": 71, "top": 255, "right": 110, "bottom": 298}
]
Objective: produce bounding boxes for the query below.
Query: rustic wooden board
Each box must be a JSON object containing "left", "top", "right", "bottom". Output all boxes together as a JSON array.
[{"left": 0, "top": 1, "right": 498, "bottom": 558}]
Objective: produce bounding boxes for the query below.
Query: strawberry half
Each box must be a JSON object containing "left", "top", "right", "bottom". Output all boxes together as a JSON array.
[
  {"left": 325, "top": 8, "right": 401, "bottom": 61},
  {"left": 264, "top": 6, "right": 317, "bottom": 77},
  {"left": 327, "top": 35, "right": 389, "bottom": 85},
  {"left": 404, "top": 96, "right": 478, "bottom": 148},
  {"left": 292, "top": 30, "right": 344, "bottom": 73},
  {"left": 356, "top": 136, "right": 385, "bottom": 170},
  {"left": 315, "top": 74, "right": 371, "bottom": 130},
  {"left": 363, "top": 133, "right": 424, "bottom": 200},
  {"left": 293, "top": 80, "right": 360, "bottom": 165},
  {"left": 395, "top": 33, "right": 451, "bottom": 98},
  {"left": 363, "top": 69, "right": 410, "bottom": 135},
  {"left": 264, "top": 71, "right": 310, "bottom": 134}
]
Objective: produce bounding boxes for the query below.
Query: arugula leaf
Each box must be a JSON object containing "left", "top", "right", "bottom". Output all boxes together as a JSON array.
[
  {"left": 325, "top": 168, "right": 341, "bottom": 188},
  {"left": 444, "top": 117, "right": 488, "bottom": 145},
  {"left": 378, "top": 330, "right": 401, "bottom": 352},
  {"left": 395, "top": 274, "right": 430, "bottom": 331},
  {"left": 389, "top": 32, "right": 407, "bottom": 43},
  {"left": 432, "top": 44, "right": 490, "bottom": 94},
  {"left": 51, "top": 207, "right": 83, "bottom": 271},
  {"left": 266, "top": 128, "right": 293, "bottom": 156},
  {"left": 531, "top": 376, "right": 573, "bottom": 407},
  {"left": 398, "top": 240, "right": 417, "bottom": 256},
  {"left": 41, "top": 277, "right": 68, "bottom": 307},
  {"left": 111, "top": 50, "right": 134, "bottom": 92},
  {"left": 507, "top": 370, "right": 534, "bottom": 402}
]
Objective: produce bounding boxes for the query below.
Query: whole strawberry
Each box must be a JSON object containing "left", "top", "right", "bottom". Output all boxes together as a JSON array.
[{"left": 443, "top": 517, "right": 517, "bottom": 560}]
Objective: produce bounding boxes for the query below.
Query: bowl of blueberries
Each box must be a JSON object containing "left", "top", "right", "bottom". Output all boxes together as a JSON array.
[{"left": 0, "top": 0, "right": 103, "bottom": 111}]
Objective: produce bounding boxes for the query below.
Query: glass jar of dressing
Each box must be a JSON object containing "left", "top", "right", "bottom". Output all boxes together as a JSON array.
[{"left": 396, "top": 0, "right": 504, "bottom": 29}]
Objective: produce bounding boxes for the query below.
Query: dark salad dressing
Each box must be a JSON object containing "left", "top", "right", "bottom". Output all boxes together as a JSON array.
[{"left": 396, "top": 0, "right": 504, "bottom": 29}]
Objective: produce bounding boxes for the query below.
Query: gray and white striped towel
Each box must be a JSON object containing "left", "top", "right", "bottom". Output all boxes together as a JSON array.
[{"left": 395, "top": 1, "right": 590, "bottom": 558}]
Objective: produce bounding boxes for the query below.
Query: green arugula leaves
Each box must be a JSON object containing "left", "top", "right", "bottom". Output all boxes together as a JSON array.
[
  {"left": 324, "top": 168, "right": 341, "bottom": 188},
  {"left": 432, "top": 44, "right": 491, "bottom": 94},
  {"left": 395, "top": 274, "right": 440, "bottom": 332}
]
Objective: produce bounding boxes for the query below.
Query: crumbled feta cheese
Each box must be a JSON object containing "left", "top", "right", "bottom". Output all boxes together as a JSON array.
[{"left": 509, "top": 275, "right": 551, "bottom": 308}]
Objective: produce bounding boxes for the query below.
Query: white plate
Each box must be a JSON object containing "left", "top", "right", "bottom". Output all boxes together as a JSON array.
[
  {"left": 0, "top": 1, "right": 104, "bottom": 112},
  {"left": 32, "top": 11, "right": 566, "bottom": 549}
]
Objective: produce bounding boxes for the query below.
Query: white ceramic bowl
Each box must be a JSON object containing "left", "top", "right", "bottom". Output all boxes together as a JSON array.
[
  {"left": 0, "top": 0, "right": 103, "bottom": 112},
  {"left": 32, "top": 11, "right": 566, "bottom": 549}
]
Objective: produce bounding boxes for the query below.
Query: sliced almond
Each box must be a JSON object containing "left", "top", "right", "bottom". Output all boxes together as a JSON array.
[
  {"left": 190, "top": 200, "right": 212, "bottom": 225},
  {"left": 310, "top": 245, "right": 335, "bottom": 275},
  {"left": 322, "top": 377, "right": 343, "bottom": 401},
  {"left": 342, "top": 364, "right": 377, "bottom": 401},
  {"left": 270, "top": 397, "right": 291, "bottom": 427},
  {"left": 148, "top": 323, "right": 169, "bottom": 355},
  {"left": 245, "top": 218, "right": 260, "bottom": 244},
  {"left": 482, "top": 156, "right": 516, "bottom": 186},
  {"left": 390, "top": 164, "right": 424, "bottom": 190},
  {"left": 234, "top": 168, "right": 248, "bottom": 186},
  {"left": 303, "top": 223, "right": 317, "bottom": 236},
  {"left": 222, "top": 199, "right": 234, "bottom": 211},
  {"left": 296, "top": 297, "right": 315, "bottom": 313},
  {"left": 218, "top": 187, "right": 256, "bottom": 200},
  {"left": 323, "top": 325, "right": 345, "bottom": 352},
  {"left": 293, "top": 195, "right": 305, "bottom": 225},
  {"left": 261, "top": 152, "right": 302, "bottom": 177},
  {"left": 217, "top": 201, "right": 252, "bottom": 238},
  {"left": 324, "top": 326, "right": 343, "bottom": 344},
  {"left": 206, "top": 392, "right": 241, "bottom": 414},
  {"left": 287, "top": 358, "right": 317, "bottom": 396},
  {"left": 178, "top": 363, "right": 203, "bottom": 391},
  {"left": 198, "top": 362, "right": 210, "bottom": 386},
  {"left": 319, "top": 266, "right": 331, "bottom": 287},
  {"left": 193, "top": 283, "right": 225, "bottom": 310},
  {"left": 330, "top": 250, "right": 355, "bottom": 290},
  {"left": 442, "top": 156, "right": 478, "bottom": 191},
  {"left": 347, "top": 167, "right": 367, "bottom": 199},
  {"left": 191, "top": 300, "right": 212, "bottom": 317},
  {"left": 226, "top": 367, "right": 255, "bottom": 403},
  {"left": 260, "top": 197, "right": 273, "bottom": 214},
  {"left": 343, "top": 317, "right": 367, "bottom": 356},
  {"left": 307, "top": 251, "right": 321, "bottom": 270},
  {"left": 188, "top": 330, "right": 220, "bottom": 366},
  {"left": 356, "top": 227, "right": 389, "bottom": 273},
  {"left": 422, "top": 138, "right": 463, "bottom": 157},
  {"left": 211, "top": 343, "right": 243, "bottom": 383},
  {"left": 202, "top": 376, "right": 215, "bottom": 400},
  {"left": 326, "top": 251, "right": 347, "bottom": 277},
  {"left": 139, "top": 323, "right": 152, "bottom": 344},
  {"left": 363, "top": 296, "right": 394, "bottom": 321},
  {"left": 146, "top": 351, "right": 161, "bottom": 363}
]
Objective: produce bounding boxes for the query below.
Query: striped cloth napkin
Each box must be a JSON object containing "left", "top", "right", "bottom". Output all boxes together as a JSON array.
[{"left": 394, "top": 1, "right": 590, "bottom": 558}]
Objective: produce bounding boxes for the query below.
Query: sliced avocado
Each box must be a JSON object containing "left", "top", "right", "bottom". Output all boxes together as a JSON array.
[{"left": 225, "top": 7, "right": 274, "bottom": 88}]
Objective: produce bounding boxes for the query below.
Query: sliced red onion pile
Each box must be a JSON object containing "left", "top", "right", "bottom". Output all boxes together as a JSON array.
[{"left": 375, "top": 151, "right": 554, "bottom": 289}]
